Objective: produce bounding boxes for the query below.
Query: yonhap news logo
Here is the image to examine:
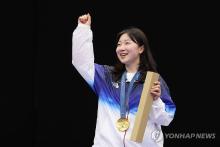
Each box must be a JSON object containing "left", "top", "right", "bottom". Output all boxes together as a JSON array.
[
  {"left": 151, "top": 130, "right": 216, "bottom": 141},
  {"left": 151, "top": 130, "right": 163, "bottom": 142},
  {"left": 164, "top": 132, "right": 216, "bottom": 139}
]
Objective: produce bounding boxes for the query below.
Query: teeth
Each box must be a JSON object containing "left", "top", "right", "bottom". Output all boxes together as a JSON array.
[{"left": 120, "top": 53, "right": 128, "bottom": 56}]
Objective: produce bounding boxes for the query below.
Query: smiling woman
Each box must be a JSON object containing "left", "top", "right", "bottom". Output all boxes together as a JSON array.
[
  {"left": 116, "top": 33, "right": 144, "bottom": 72},
  {"left": 72, "top": 13, "right": 176, "bottom": 147}
]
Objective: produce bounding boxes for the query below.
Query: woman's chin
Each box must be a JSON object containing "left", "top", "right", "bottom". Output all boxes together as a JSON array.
[
  {"left": 118, "top": 58, "right": 128, "bottom": 63},
  {"left": 119, "top": 60, "right": 127, "bottom": 64}
]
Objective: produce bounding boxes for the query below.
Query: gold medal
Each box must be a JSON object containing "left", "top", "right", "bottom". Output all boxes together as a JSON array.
[{"left": 116, "top": 118, "right": 130, "bottom": 132}]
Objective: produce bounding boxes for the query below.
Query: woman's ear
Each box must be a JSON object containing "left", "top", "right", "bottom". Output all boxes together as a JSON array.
[{"left": 139, "top": 45, "right": 144, "bottom": 54}]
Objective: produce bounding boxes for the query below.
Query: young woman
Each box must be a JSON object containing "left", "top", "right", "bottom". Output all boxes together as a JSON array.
[{"left": 72, "top": 13, "right": 176, "bottom": 147}]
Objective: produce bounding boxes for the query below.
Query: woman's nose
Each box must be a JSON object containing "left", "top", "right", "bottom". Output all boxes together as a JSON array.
[{"left": 118, "top": 44, "right": 126, "bottom": 51}]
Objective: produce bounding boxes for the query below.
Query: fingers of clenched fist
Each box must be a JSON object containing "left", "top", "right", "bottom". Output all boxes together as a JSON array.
[
  {"left": 78, "top": 13, "right": 91, "bottom": 25},
  {"left": 79, "top": 15, "right": 88, "bottom": 23}
]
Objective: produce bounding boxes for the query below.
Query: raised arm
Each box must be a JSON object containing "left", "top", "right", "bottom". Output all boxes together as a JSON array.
[{"left": 72, "top": 13, "right": 95, "bottom": 86}]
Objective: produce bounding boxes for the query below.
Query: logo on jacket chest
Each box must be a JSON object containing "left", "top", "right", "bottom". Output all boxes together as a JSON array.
[{"left": 112, "top": 82, "right": 119, "bottom": 88}]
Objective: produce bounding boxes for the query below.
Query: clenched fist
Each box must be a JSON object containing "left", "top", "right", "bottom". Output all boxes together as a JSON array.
[{"left": 78, "top": 13, "right": 91, "bottom": 26}]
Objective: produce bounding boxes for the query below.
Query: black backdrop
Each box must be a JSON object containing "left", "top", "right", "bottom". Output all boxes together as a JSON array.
[{"left": 2, "top": 0, "right": 219, "bottom": 147}]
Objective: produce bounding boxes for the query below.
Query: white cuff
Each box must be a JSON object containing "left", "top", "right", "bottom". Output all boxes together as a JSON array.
[
  {"left": 152, "top": 97, "right": 163, "bottom": 106},
  {"left": 78, "top": 23, "right": 91, "bottom": 29}
]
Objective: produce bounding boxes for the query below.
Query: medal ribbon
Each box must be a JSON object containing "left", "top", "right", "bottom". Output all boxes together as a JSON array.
[{"left": 120, "top": 71, "right": 140, "bottom": 118}]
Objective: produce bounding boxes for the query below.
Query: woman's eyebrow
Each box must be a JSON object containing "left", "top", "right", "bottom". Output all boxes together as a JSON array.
[{"left": 118, "top": 39, "right": 132, "bottom": 42}]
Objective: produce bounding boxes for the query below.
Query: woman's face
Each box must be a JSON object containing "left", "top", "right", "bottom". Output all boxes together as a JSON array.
[{"left": 116, "top": 33, "right": 144, "bottom": 66}]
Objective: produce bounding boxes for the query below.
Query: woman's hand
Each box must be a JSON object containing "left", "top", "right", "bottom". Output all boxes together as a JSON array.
[
  {"left": 150, "top": 81, "right": 161, "bottom": 101},
  {"left": 78, "top": 13, "right": 91, "bottom": 26}
]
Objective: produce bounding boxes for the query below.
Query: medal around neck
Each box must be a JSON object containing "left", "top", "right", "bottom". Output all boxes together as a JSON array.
[
  {"left": 116, "top": 118, "right": 130, "bottom": 132},
  {"left": 117, "top": 71, "right": 140, "bottom": 132}
]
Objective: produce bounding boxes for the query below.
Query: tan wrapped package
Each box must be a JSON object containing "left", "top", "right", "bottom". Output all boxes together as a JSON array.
[{"left": 130, "top": 71, "right": 159, "bottom": 142}]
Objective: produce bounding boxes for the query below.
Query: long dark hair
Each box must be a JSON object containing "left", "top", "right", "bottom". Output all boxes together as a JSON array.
[{"left": 113, "top": 27, "right": 157, "bottom": 82}]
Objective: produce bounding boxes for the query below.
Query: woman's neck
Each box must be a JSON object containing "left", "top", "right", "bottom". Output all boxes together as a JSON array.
[{"left": 125, "top": 63, "right": 139, "bottom": 73}]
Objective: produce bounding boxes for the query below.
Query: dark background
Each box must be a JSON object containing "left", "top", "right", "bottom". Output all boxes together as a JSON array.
[{"left": 2, "top": 0, "right": 219, "bottom": 147}]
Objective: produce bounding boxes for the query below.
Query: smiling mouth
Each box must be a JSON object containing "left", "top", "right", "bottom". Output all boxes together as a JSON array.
[{"left": 119, "top": 53, "right": 128, "bottom": 58}]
